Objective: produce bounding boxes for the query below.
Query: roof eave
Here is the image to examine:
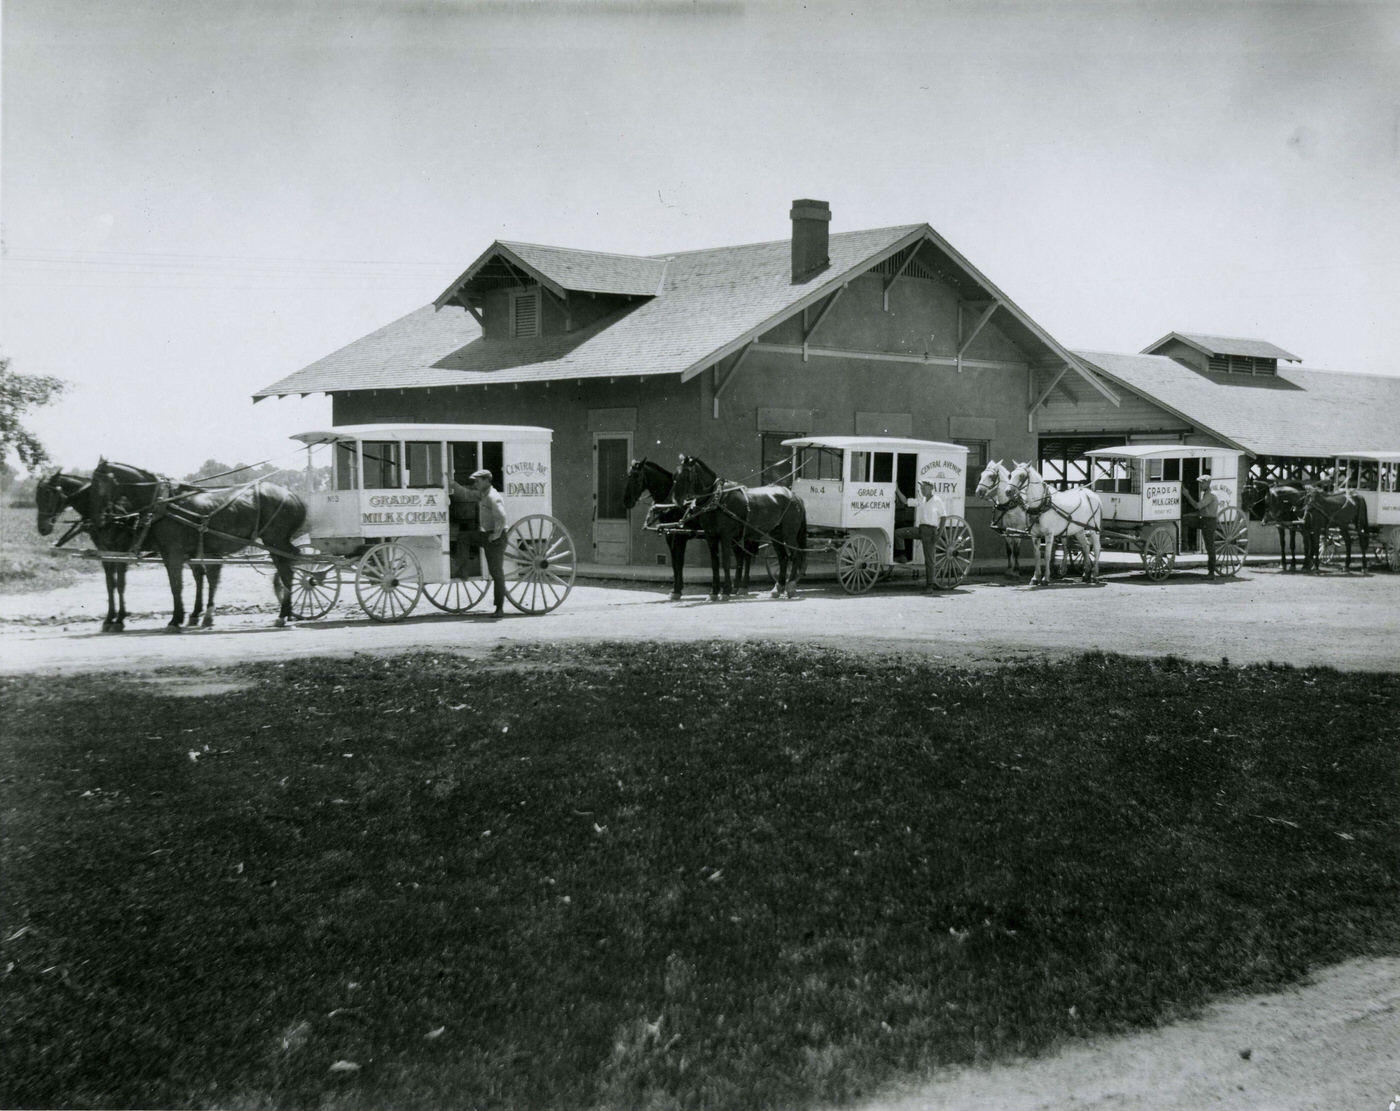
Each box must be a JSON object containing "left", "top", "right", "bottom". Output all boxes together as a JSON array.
[{"left": 432, "top": 241, "right": 568, "bottom": 310}]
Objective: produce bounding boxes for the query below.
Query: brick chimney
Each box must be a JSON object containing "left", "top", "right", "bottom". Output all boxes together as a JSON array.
[{"left": 790, "top": 198, "right": 831, "bottom": 281}]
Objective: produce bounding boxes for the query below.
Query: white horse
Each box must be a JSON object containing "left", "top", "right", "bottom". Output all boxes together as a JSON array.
[
  {"left": 975, "top": 459, "right": 1029, "bottom": 578},
  {"left": 1007, "top": 462, "right": 1103, "bottom": 586}
]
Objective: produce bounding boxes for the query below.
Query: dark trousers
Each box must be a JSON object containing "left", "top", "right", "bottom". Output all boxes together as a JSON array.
[
  {"left": 918, "top": 523, "right": 940, "bottom": 586},
  {"left": 1186, "top": 516, "right": 1217, "bottom": 574},
  {"left": 461, "top": 529, "right": 507, "bottom": 609}
]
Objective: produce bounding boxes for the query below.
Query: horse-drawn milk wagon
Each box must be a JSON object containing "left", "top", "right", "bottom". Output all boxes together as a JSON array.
[
  {"left": 1328, "top": 451, "right": 1400, "bottom": 571},
  {"left": 776, "top": 436, "right": 974, "bottom": 592},
  {"left": 290, "top": 423, "right": 576, "bottom": 620},
  {"left": 1082, "top": 445, "right": 1250, "bottom": 581}
]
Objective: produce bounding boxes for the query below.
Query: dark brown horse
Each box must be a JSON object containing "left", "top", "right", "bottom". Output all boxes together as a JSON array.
[
  {"left": 35, "top": 472, "right": 145, "bottom": 632},
  {"left": 1256, "top": 483, "right": 1311, "bottom": 572},
  {"left": 669, "top": 456, "right": 806, "bottom": 599},
  {"left": 90, "top": 459, "right": 307, "bottom": 630},
  {"left": 1302, "top": 487, "right": 1369, "bottom": 573},
  {"left": 622, "top": 458, "right": 759, "bottom": 600}
]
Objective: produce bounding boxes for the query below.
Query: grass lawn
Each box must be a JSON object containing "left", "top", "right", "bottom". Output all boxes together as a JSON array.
[
  {"left": 0, "top": 498, "right": 102, "bottom": 594},
  {"left": 2, "top": 644, "right": 1396, "bottom": 1110}
]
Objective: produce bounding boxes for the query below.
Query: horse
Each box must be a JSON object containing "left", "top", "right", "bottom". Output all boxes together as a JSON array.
[
  {"left": 1255, "top": 482, "right": 1311, "bottom": 572},
  {"left": 621, "top": 458, "right": 759, "bottom": 601},
  {"left": 1301, "top": 487, "right": 1369, "bottom": 574},
  {"left": 89, "top": 459, "right": 307, "bottom": 631},
  {"left": 669, "top": 455, "right": 806, "bottom": 600},
  {"left": 34, "top": 471, "right": 146, "bottom": 632},
  {"left": 975, "top": 459, "right": 1026, "bottom": 578},
  {"left": 1006, "top": 462, "right": 1102, "bottom": 586}
]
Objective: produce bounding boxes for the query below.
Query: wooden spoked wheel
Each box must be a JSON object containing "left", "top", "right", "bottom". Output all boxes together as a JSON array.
[
  {"left": 930, "top": 516, "right": 974, "bottom": 588},
  {"left": 1215, "top": 506, "right": 1249, "bottom": 577},
  {"left": 288, "top": 558, "right": 341, "bottom": 620},
  {"left": 502, "top": 514, "right": 577, "bottom": 613},
  {"left": 1055, "top": 540, "right": 1085, "bottom": 580},
  {"left": 1141, "top": 524, "right": 1177, "bottom": 582},
  {"left": 424, "top": 578, "right": 489, "bottom": 613},
  {"left": 1317, "top": 529, "right": 1341, "bottom": 568},
  {"left": 354, "top": 541, "right": 423, "bottom": 621},
  {"left": 836, "top": 534, "right": 882, "bottom": 594},
  {"left": 1385, "top": 527, "right": 1400, "bottom": 572}
]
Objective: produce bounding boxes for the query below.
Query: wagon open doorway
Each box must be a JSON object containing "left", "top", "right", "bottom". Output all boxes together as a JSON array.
[{"left": 593, "top": 432, "right": 632, "bottom": 564}]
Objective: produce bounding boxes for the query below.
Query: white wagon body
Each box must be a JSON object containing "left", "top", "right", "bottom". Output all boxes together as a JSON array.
[
  {"left": 1331, "top": 451, "right": 1400, "bottom": 570},
  {"left": 778, "top": 436, "right": 974, "bottom": 591},
  {"left": 289, "top": 423, "right": 575, "bottom": 619},
  {"left": 1084, "top": 444, "right": 1250, "bottom": 580}
]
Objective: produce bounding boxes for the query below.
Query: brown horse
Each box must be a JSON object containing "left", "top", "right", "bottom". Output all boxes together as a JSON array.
[
  {"left": 35, "top": 472, "right": 145, "bottom": 632},
  {"left": 90, "top": 459, "right": 307, "bottom": 630},
  {"left": 670, "top": 456, "right": 806, "bottom": 599},
  {"left": 1256, "top": 483, "right": 1311, "bottom": 572},
  {"left": 1302, "top": 488, "right": 1369, "bottom": 574},
  {"left": 622, "top": 458, "right": 758, "bottom": 600}
]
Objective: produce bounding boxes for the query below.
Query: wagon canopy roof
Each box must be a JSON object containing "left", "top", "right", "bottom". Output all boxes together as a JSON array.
[
  {"left": 781, "top": 436, "right": 968, "bottom": 454},
  {"left": 254, "top": 221, "right": 1103, "bottom": 400},
  {"left": 1084, "top": 444, "right": 1245, "bottom": 460}
]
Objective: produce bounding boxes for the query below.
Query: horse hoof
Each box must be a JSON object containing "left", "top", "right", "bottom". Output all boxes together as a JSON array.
[
  {"left": 274, "top": 618, "right": 287, "bottom": 628},
  {"left": 668, "top": 593, "right": 682, "bottom": 602},
  {"left": 163, "top": 625, "right": 183, "bottom": 635}
]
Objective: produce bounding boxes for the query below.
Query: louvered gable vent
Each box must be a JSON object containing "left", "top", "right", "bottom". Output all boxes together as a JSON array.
[{"left": 511, "top": 289, "right": 540, "bottom": 338}]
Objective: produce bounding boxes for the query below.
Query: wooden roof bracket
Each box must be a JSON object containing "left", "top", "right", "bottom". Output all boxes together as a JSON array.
[
  {"left": 956, "top": 300, "right": 1001, "bottom": 373},
  {"left": 881, "top": 247, "right": 917, "bottom": 310},
  {"left": 712, "top": 346, "right": 752, "bottom": 419},
  {"left": 803, "top": 284, "right": 847, "bottom": 362}
]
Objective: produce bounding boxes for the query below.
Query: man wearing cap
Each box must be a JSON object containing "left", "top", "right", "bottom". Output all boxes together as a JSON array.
[
  {"left": 459, "top": 468, "right": 508, "bottom": 616},
  {"left": 1182, "top": 474, "right": 1219, "bottom": 578},
  {"left": 914, "top": 478, "right": 948, "bottom": 593}
]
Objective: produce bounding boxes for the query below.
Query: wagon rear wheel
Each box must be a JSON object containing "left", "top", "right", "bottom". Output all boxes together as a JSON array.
[
  {"left": 1318, "top": 528, "right": 1341, "bottom": 568},
  {"left": 1141, "top": 524, "right": 1176, "bottom": 581},
  {"left": 1215, "top": 506, "right": 1249, "bottom": 577},
  {"left": 503, "top": 514, "right": 577, "bottom": 613},
  {"left": 355, "top": 541, "right": 423, "bottom": 621},
  {"left": 836, "top": 534, "right": 882, "bottom": 594},
  {"left": 930, "top": 516, "right": 974, "bottom": 588},
  {"left": 1384, "top": 527, "right": 1400, "bottom": 572},
  {"left": 289, "top": 558, "right": 341, "bottom": 620},
  {"left": 424, "top": 578, "right": 489, "bottom": 613}
]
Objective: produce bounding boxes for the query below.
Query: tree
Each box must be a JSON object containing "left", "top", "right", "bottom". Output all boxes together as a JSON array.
[{"left": 0, "top": 357, "right": 67, "bottom": 471}]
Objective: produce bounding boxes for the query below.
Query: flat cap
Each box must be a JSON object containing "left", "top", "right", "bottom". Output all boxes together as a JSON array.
[{"left": 469, "top": 468, "right": 493, "bottom": 482}]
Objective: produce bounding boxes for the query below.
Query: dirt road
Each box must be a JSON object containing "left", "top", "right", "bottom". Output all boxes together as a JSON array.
[
  {"left": 4, "top": 563, "right": 1398, "bottom": 1111},
  {"left": 2, "top": 560, "right": 1397, "bottom": 675}
]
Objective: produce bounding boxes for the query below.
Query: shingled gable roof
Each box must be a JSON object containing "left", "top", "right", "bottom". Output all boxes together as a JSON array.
[
  {"left": 255, "top": 222, "right": 1113, "bottom": 400},
  {"left": 1071, "top": 350, "right": 1400, "bottom": 457},
  {"left": 434, "top": 240, "right": 668, "bottom": 305},
  {"left": 1143, "top": 332, "right": 1302, "bottom": 362}
]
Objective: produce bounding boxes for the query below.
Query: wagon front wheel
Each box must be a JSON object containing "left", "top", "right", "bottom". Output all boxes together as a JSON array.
[
  {"left": 1215, "top": 506, "right": 1249, "bottom": 577},
  {"left": 289, "top": 558, "right": 341, "bottom": 620},
  {"left": 355, "top": 541, "right": 423, "bottom": 621},
  {"left": 424, "top": 577, "right": 489, "bottom": 613},
  {"left": 1142, "top": 524, "right": 1176, "bottom": 581},
  {"left": 930, "top": 516, "right": 975, "bottom": 588},
  {"left": 503, "top": 515, "right": 577, "bottom": 613},
  {"left": 836, "top": 534, "right": 882, "bottom": 594}
]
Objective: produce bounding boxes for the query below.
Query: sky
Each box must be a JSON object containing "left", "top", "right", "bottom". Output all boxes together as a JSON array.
[{"left": 3, "top": 0, "right": 1398, "bottom": 477}]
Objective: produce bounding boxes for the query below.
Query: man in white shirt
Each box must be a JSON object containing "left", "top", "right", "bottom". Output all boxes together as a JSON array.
[
  {"left": 461, "top": 468, "right": 508, "bottom": 617},
  {"left": 914, "top": 479, "right": 947, "bottom": 592}
]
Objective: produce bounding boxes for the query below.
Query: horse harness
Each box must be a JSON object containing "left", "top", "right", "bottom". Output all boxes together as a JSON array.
[
  {"left": 678, "top": 479, "right": 802, "bottom": 551},
  {"left": 100, "top": 471, "right": 300, "bottom": 561}
]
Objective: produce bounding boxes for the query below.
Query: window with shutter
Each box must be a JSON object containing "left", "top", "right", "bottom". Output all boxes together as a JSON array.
[{"left": 511, "top": 289, "right": 540, "bottom": 338}]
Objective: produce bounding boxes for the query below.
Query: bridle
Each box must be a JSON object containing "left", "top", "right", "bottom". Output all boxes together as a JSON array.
[{"left": 36, "top": 474, "right": 92, "bottom": 547}]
